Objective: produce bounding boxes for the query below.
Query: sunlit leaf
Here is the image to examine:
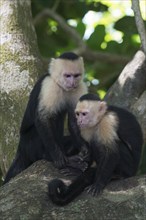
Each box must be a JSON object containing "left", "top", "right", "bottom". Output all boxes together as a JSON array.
[{"left": 97, "top": 89, "right": 106, "bottom": 99}]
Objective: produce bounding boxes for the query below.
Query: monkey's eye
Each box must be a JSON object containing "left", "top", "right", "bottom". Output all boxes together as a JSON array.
[
  {"left": 64, "top": 73, "right": 71, "bottom": 78},
  {"left": 82, "top": 112, "right": 88, "bottom": 116},
  {"left": 74, "top": 73, "right": 81, "bottom": 78},
  {"left": 75, "top": 112, "right": 79, "bottom": 116}
]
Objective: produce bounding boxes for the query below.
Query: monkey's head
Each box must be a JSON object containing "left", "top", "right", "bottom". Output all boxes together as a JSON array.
[
  {"left": 49, "top": 52, "right": 84, "bottom": 91},
  {"left": 75, "top": 94, "right": 107, "bottom": 129}
]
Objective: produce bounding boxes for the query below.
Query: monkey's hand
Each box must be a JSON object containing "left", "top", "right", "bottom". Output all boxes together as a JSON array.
[
  {"left": 53, "top": 151, "right": 68, "bottom": 169},
  {"left": 68, "top": 155, "right": 88, "bottom": 171},
  {"left": 85, "top": 183, "right": 103, "bottom": 196},
  {"left": 60, "top": 155, "right": 88, "bottom": 177},
  {"left": 79, "top": 145, "right": 91, "bottom": 164}
]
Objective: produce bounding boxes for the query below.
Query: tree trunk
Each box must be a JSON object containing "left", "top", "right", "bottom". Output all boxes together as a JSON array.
[{"left": 0, "top": 0, "right": 44, "bottom": 176}]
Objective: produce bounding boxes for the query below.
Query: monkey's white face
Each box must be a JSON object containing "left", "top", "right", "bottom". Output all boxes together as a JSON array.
[
  {"left": 49, "top": 58, "right": 84, "bottom": 91},
  {"left": 75, "top": 100, "right": 107, "bottom": 129},
  {"left": 62, "top": 72, "right": 82, "bottom": 91}
]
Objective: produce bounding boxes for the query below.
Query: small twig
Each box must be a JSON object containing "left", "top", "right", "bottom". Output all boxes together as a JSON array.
[{"left": 132, "top": 0, "right": 146, "bottom": 55}]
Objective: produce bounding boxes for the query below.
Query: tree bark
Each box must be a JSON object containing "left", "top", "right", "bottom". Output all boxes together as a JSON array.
[
  {"left": 0, "top": 0, "right": 44, "bottom": 175},
  {"left": 105, "top": 50, "right": 146, "bottom": 142},
  {"left": 132, "top": 0, "right": 146, "bottom": 54},
  {"left": 0, "top": 160, "right": 145, "bottom": 220}
]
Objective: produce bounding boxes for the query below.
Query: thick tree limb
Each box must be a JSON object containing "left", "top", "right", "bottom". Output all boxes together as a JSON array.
[
  {"left": 105, "top": 50, "right": 146, "bottom": 141},
  {"left": 132, "top": 91, "right": 146, "bottom": 141},
  {"left": 132, "top": 0, "right": 146, "bottom": 55},
  {"left": 105, "top": 50, "right": 146, "bottom": 107},
  {"left": 0, "top": 160, "right": 145, "bottom": 220}
]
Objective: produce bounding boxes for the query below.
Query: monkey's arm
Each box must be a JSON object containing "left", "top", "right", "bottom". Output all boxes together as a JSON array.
[
  {"left": 86, "top": 143, "right": 120, "bottom": 196},
  {"left": 35, "top": 112, "right": 68, "bottom": 168}
]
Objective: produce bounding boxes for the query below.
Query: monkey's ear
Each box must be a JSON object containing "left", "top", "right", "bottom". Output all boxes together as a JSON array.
[
  {"left": 50, "top": 58, "right": 56, "bottom": 64},
  {"left": 98, "top": 101, "right": 107, "bottom": 112}
]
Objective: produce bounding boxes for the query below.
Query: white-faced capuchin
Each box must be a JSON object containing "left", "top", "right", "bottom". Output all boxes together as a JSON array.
[
  {"left": 3, "top": 52, "right": 88, "bottom": 184},
  {"left": 48, "top": 93, "right": 143, "bottom": 206}
]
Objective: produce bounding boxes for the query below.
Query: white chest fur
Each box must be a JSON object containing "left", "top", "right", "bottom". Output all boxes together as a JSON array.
[{"left": 38, "top": 76, "right": 87, "bottom": 116}]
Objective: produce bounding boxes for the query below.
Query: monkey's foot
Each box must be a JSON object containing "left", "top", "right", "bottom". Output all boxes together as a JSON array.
[{"left": 85, "top": 184, "right": 103, "bottom": 196}]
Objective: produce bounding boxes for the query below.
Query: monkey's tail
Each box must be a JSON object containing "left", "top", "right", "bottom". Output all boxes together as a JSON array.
[{"left": 48, "top": 167, "right": 96, "bottom": 206}]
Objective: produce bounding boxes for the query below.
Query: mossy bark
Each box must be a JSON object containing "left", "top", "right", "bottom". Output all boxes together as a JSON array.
[
  {"left": 0, "top": 161, "right": 145, "bottom": 220},
  {"left": 0, "top": 0, "right": 44, "bottom": 176}
]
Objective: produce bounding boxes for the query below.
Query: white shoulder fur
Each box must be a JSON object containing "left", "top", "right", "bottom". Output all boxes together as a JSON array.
[
  {"left": 97, "top": 112, "right": 119, "bottom": 146},
  {"left": 81, "top": 112, "right": 119, "bottom": 146}
]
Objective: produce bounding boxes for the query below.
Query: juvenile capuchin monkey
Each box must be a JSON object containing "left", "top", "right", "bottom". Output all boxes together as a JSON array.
[
  {"left": 3, "top": 52, "right": 88, "bottom": 184},
  {"left": 48, "top": 93, "right": 143, "bottom": 206}
]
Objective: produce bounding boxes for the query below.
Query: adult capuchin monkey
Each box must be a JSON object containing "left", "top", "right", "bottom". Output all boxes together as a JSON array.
[
  {"left": 48, "top": 93, "right": 143, "bottom": 206},
  {"left": 3, "top": 52, "right": 88, "bottom": 184}
]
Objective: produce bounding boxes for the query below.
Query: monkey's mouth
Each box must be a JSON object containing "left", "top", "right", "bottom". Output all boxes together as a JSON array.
[
  {"left": 65, "top": 86, "right": 78, "bottom": 91},
  {"left": 67, "top": 85, "right": 77, "bottom": 89},
  {"left": 77, "top": 123, "right": 87, "bottom": 129}
]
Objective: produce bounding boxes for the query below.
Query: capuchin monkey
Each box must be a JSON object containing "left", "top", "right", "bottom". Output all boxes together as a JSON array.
[
  {"left": 3, "top": 52, "right": 88, "bottom": 184},
  {"left": 48, "top": 93, "right": 143, "bottom": 206}
]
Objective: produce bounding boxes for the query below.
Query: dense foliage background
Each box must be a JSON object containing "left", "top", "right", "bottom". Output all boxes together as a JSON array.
[{"left": 31, "top": 0, "right": 145, "bottom": 95}]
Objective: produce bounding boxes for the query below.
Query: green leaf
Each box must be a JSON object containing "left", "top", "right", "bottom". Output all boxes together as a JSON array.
[
  {"left": 76, "top": 20, "right": 86, "bottom": 38},
  {"left": 114, "top": 16, "right": 138, "bottom": 35},
  {"left": 87, "top": 25, "right": 105, "bottom": 49},
  {"left": 106, "top": 41, "right": 121, "bottom": 53}
]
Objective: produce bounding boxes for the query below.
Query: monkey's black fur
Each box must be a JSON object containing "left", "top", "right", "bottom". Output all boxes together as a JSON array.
[
  {"left": 58, "top": 52, "right": 79, "bottom": 60},
  {"left": 48, "top": 94, "right": 143, "bottom": 206},
  {"left": 3, "top": 52, "right": 84, "bottom": 184}
]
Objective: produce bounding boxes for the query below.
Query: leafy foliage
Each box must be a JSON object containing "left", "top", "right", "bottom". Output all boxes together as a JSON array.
[{"left": 31, "top": 0, "right": 143, "bottom": 91}]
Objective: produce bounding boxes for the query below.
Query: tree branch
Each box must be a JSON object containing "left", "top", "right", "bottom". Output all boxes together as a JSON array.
[
  {"left": 33, "top": 8, "right": 85, "bottom": 49},
  {"left": 1, "top": 160, "right": 146, "bottom": 219},
  {"left": 33, "top": 8, "right": 130, "bottom": 65},
  {"left": 132, "top": 0, "right": 146, "bottom": 55},
  {"left": 105, "top": 50, "right": 146, "bottom": 140}
]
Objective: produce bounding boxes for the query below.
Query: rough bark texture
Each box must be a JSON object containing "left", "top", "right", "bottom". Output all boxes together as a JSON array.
[
  {"left": 105, "top": 50, "right": 146, "bottom": 142},
  {"left": 0, "top": 160, "right": 146, "bottom": 220},
  {"left": 0, "top": 0, "right": 44, "bottom": 175}
]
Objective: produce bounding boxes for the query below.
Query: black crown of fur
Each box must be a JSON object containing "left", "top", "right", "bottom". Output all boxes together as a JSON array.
[
  {"left": 58, "top": 52, "right": 79, "bottom": 60},
  {"left": 79, "top": 93, "right": 100, "bottom": 102}
]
